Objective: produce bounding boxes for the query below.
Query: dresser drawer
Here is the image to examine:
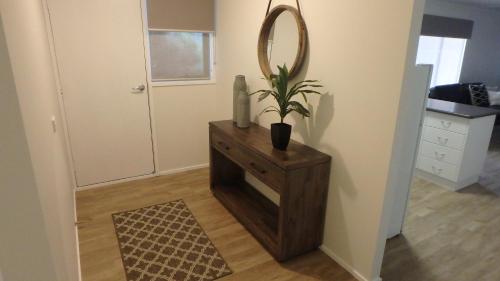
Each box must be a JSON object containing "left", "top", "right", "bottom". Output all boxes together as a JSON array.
[
  {"left": 211, "top": 130, "right": 238, "bottom": 157},
  {"left": 424, "top": 111, "right": 469, "bottom": 135},
  {"left": 211, "top": 131, "right": 285, "bottom": 191},
  {"left": 419, "top": 141, "right": 463, "bottom": 165},
  {"left": 417, "top": 155, "right": 459, "bottom": 181},
  {"left": 422, "top": 126, "right": 467, "bottom": 151},
  {"left": 237, "top": 144, "right": 285, "bottom": 192}
]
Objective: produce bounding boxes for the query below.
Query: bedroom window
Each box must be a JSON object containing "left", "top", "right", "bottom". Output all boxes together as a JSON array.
[
  {"left": 145, "top": 0, "right": 215, "bottom": 86},
  {"left": 149, "top": 31, "right": 213, "bottom": 83},
  {"left": 416, "top": 36, "right": 467, "bottom": 87}
]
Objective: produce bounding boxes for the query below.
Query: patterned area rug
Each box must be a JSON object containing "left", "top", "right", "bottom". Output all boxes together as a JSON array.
[{"left": 112, "top": 200, "right": 232, "bottom": 281}]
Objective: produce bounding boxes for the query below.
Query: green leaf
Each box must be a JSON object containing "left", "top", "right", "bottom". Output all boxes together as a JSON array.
[
  {"left": 259, "top": 105, "right": 280, "bottom": 116},
  {"left": 301, "top": 92, "right": 308, "bottom": 103},
  {"left": 257, "top": 91, "right": 272, "bottom": 101},
  {"left": 289, "top": 80, "right": 320, "bottom": 93},
  {"left": 248, "top": 64, "right": 322, "bottom": 122},
  {"left": 298, "top": 89, "right": 323, "bottom": 95},
  {"left": 249, "top": 89, "right": 270, "bottom": 96},
  {"left": 288, "top": 101, "right": 311, "bottom": 118}
]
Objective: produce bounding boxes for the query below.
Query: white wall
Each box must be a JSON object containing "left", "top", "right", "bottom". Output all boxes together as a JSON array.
[
  {"left": 426, "top": 0, "right": 500, "bottom": 86},
  {"left": 0, "top": 17, "right": 59, "bottom": 281},
  {"left": 215, "top": 0, "right": 421, "bottom": 280},
  {"left": 153, "top": 85, "right": 216, "bottom": 173},
  {"left": 0, "top": 1, "right": 79, "bottom": 280}
]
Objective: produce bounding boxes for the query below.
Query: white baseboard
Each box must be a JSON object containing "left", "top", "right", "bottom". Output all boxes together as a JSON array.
[
  {"left": 158, "top": 163, "right": 209, "bottom": 176},
  {"left": 320, "top": 245, "right": 381, "bottom": 281},
  {"left": 76, "top": 164, "right": 209, "bottom": 191},
  {"left": 73, "top": 191, "right": 82, "bottom": 281},
  {"left": 76, "top": 173, "right": 157, "bottom": 191},
  {"left": 75, "top": 224, "right": 82, "bottom": 281}
]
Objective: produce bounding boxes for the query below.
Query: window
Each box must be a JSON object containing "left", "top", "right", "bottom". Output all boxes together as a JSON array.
[
  {"left": 146, "top": 0, "right": 215, "bottom": 86},
  {"left": 149, "top": 30, "right": 213, "bottom": 83},
  {"left": 416, "top": 36, "right": 467, "bottom": 87}
]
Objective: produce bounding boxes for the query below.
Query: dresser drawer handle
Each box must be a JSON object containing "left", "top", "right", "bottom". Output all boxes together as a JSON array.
[
  {"left": 250, "top": 162, "right": 267, "bottom": 174},
  {"left": 432, "top": 166, "right": 443, "bottom": 175},
  {"left": 217, "top": 141, "right": 230, "bottom": 150},
  {"left": 437, "top": 137, "right": 449, "bottom": 145},
  {"left": 440, "top": 120, "right": 452, "bottom": 128},
  {"left": 434, "top": 151, "right": 446, "bottom": 161}
]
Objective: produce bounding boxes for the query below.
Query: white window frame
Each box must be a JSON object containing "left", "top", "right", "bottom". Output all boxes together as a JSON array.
[{"left": 142, "top": 6, "right": 216, "bottom": 87}]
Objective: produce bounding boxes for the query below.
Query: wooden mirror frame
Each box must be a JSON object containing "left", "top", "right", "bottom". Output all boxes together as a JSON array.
[{"left": 257, "top": 5, "right": 308, "bottom": 80}]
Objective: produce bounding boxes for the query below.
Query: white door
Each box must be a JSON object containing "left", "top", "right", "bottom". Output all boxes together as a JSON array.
[
  {"left": 386, "top": 64, "right": 433, "bottom": 238},
  {"left": 47, "top": 0, "right": 154, "bottom": 186}
]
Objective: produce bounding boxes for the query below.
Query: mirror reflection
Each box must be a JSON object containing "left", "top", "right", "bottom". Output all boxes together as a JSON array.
[{"left": 267, "top": 11, "right": 299, "bottom": 74}]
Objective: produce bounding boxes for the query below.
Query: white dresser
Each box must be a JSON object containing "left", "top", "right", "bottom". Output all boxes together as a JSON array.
[{"left": 416, "top": 100, "right": 498, "bottom": 191}]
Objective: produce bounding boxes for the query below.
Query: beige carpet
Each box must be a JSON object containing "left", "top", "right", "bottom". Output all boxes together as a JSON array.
[{"left": 112, "top": 200, "right": 232, "bottom": 281}]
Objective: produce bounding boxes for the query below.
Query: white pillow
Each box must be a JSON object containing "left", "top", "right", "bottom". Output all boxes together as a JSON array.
[{"left": 488, "top": 90, "right": 500, "bottom": 106}]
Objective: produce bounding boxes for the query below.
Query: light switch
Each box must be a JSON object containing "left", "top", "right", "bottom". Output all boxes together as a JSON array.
[{"left": 51, "top": 116, "right": 57, "bottom": 133}]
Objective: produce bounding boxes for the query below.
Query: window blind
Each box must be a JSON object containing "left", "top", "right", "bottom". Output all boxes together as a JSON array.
[
  {"left": 147, "top": 0, "right": 215, "bottom": 32},
  {"left": 421, "top": 14, "right": 474, "bottom": 39}
]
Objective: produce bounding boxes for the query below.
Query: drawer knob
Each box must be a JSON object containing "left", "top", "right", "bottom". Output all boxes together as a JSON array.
[
  {"left": 217, "top": 141, "right": 230, "bottom": 150},
  {"left": 434, "top": 151, "right": 446, "bottom": 161},
  {"left": 437, "top": 137, "right": 449, "bottom": 145},
  {"left": 250, "top": 162, "right": 267, "bottom": 174},
  {"left": 432, "top": 166, "right": 443, "bottom": 175},
  {"left": 440, "top": 120, "right": 452, "bottom": 128}
]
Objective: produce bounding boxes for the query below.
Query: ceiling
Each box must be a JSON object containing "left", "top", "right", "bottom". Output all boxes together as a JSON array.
[{"left": 441, "top": 0, "right": 500, "bottom": 9}]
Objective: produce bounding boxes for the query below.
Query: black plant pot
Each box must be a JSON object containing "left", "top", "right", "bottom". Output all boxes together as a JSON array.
[{"left": 271, "top": 123, "right": 292, "bottom": 151}]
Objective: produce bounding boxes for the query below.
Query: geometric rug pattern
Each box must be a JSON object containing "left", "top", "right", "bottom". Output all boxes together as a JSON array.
[{"left": 112, "top": 200, "right": 232, "bottom": 281}]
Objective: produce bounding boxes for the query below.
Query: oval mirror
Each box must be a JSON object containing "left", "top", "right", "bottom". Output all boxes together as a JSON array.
[{"left": 258, "top": 5, "right": 307, "bottom": 79}]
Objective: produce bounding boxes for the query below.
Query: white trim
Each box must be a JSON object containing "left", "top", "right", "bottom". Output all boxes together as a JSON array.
[
  {"left": 320, "top": 245, "right": 378, "bottom": 281},
  {"left": 76, "top": 163, "right": 209, "bottom": 191},
  {"left": 73, "top": 190, "right": 83, "bottom": 281},
  {"left": 41, "top": 0, "right": 78, "bottom": 190},
  {"left": 140, "top": 0, "right": 161, "bottom": 177},
  {"left": 159, "top": 163, "right": 209, "bottom": 176},
  {"left": 152, "top": 79, "right": 216, "bottom": 87},
  {"left": 76, "top": 173, "right": 156, "bottom": 191},
  {"left": 149, "top": 28, "right": 215, "bottom": 33}
]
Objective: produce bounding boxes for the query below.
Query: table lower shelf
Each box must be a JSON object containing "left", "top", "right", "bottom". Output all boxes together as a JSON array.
[{"left": 212, "top": 181, "right": 280, "bottom": 258}]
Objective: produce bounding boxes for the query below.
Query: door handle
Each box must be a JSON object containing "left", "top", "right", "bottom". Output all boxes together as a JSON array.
[{"left": 131, "top": 84, "right": 146, "bottom": 93}]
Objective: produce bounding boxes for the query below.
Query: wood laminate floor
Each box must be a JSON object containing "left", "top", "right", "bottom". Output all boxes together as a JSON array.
[
  {"left": 479, "top": 126, "right": 500, "bottom": 195},
  {"left": 76, "top": 169, "right": 355, "bottom": 281},
  {"left": 381, "top": 178, "right": 500, "bottom": 281}
]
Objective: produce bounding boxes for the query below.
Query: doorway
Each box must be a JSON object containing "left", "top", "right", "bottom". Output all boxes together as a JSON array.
[{"left": 381, "top": 1, "right": 500, "bottom": 280}]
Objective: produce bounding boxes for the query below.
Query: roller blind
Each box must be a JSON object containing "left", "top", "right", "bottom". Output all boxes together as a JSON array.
[
  {"left": 421, "top": 14, "right": 474, "bottom": 39},
  {"left": 147, "top": 0, "right": 215, "bottom": 32}
]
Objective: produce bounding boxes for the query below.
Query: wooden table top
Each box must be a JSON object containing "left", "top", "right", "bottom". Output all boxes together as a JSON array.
[{"left": 209, "top": 120, "right": 331, "bottom": 170}]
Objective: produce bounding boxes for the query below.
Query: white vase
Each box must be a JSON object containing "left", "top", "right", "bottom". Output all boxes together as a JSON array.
[
  {"left": 237, "top": 90, "right": 250, "bottom": 128},
  {"left": 233, "top": 75, "right": 247, "bottom": 122}
]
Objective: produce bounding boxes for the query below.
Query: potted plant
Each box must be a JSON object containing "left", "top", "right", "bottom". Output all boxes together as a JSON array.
[{"left": 250, "top": 64, "right": 323, "bottom": 150}]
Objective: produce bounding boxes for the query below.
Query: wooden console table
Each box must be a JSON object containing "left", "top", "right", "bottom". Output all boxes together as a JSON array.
[{"left": 209, "top": 120, "right": 331, "bottom": 261}]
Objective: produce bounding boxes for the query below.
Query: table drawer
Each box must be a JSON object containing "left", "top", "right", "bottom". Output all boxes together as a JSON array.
[
  {"left": 424, "top": 111, "right": 469, "bottom": 135},
  {"left": 419, "top": 140, "right": 463, "bottom": 165},
  {"left": 417, "top": 155, "right": 459, "bottom": 181},
  {"left": 211, "top": 131, "right": 285, "bottom": 191},
  {"left": 422, "top": 126, "right": 466, "bottom": 151},
  {"left": 211, "top": 130, "right": 238, "bottom": 157}
]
